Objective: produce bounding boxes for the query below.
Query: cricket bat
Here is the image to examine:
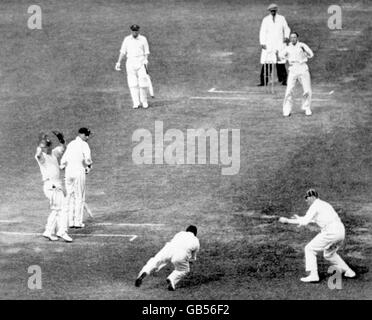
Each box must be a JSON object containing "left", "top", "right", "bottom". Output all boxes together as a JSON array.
[
  {"left": 84, "top": 203, "right": 93, "bottom": 218},
  {"left": 144, "top": 65, "right": 154, "bottom": 98}
]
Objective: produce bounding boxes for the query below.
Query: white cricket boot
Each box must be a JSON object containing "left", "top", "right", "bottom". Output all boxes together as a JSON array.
[
  {"left": 166, "top": 278, "right": 176, "bottom": 291},
  {"left": 135, "top": 272, "right": 147, "bottom": 287},
  {"left": 43, "top": 231, "right": 58, "bottom": 241},
  {"left": 305, "top": 109, "right": 312, "bottom": 116},
  {"left": 57, "top": 232, "right": 73, "bottom": 243},
  {"left": 300, "top": 271, "right": 319, "bottom": 283},
  {"left": 344, "top": 269, "right": 356, "bottom": 278}
]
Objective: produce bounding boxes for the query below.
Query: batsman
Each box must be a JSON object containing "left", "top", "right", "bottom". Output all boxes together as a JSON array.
[
  {"left": 35, "top": 131, "right": 72, "bottom": 242},
  {"left": 115, "top": 24, "right": 152, "bottom": 109}
]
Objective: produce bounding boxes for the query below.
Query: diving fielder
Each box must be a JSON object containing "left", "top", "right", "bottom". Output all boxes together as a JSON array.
[
  {"left": 279, "top": 189, "right": 356, "bottom": 282},
  {"left": 135, "top": 225, "right": 200, "bottom": 291},
  {"left": 35, "top": 131, "right": 72, "bottom": 242},
  {"left": 277, "top": 32, "right": 314, "bottom": 116},
  {"left": 60, "top": 127, "right": 92, "bottom": 229},
  {"left": 115, "top": 24, "right": 150, "bottom": 109}
]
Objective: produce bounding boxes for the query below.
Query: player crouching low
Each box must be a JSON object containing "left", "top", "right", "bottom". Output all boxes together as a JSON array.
[
  {"left": 279, "top": 189, "right": 355, "bottom": 282},
  {"left": 135, "top": 225, "right": 200, "bottom": 291},
  {"left": 35, "top": 131, "right": 72, "bottom": 242}
]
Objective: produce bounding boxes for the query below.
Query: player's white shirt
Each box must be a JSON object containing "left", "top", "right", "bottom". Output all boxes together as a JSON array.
[
  {"left": 120, "top": 34, "right": 150, "bottom": 59},
  {"left": 35, "top": 146, "right": 64, "bottom": 183},
  {"left": 298, "top": 199, "right": 342, "bottom": 230},
  {"left": 279, "top": 41, "right": 314, "bottom": 71},
  {"left": 167, "top": 231, "right": 200, "bottom": 260},
  {"left": 60, "top": 136, "right": 92, "bottom": 177}
]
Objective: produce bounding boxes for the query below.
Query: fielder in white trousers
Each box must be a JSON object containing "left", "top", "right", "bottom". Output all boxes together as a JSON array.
[
  {"left": 64, "top": 169, "right": 86, "bottom": 228},
  {"left": 60, "top": 128, "right": 92, "bottom": 228},
  {"left": 35, "top": 133, "right": 72, "bottom": 242},
  {"left": 278, "top": 32, "right": 314, "bottom": 116},
  {"left": 279, "top": 189, "right": 356, "bottom": 282},
  {"left": 135, "top": 226, "right": 200, "bottom": 291},
  {"left": 115, "top": 24, "right": 150, "bottom": 109}
]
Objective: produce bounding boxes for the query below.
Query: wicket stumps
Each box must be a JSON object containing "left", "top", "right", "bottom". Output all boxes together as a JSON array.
[{"left": 264, "top": 62, "right": 275, "bottom": 94}]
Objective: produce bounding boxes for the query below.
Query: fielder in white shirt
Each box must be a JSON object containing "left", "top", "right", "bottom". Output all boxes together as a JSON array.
[
  {"left": 60, "top": 127, "right": 92, "bottom": 228},
  {"left": 135, "top": 225, "right": 200, "bottom": 291},
  {"left": 258, "top": 3, "right": 290, "bottom": 86},
  {"left": 278, "top": 32, "right": 314, "bottom": 117},
  {"left": 115, "top": 24, "right": 150, "bottom": 109},
  {"left": 35, "top": 131, "right": 72, "bottom": 242},
  {"left": 279, "top": 189, "right": 356, "bottom": 282}
]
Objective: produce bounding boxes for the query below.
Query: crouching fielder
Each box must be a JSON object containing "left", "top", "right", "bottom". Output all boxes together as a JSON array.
[
  {"left": 279, "top": 189, "right": 356, "bottom": 282},
  {"left": 277, "top": 32, "right": 314, "bottom": 117},
  {"left": 35, "top": 131, "right": 72, "bottom": 242},
  {"left": 135, "top": 225, "right": 200, "bottom": 291},
  {"left": 115, "top": 24, "right": 150, "bottom": 109}
]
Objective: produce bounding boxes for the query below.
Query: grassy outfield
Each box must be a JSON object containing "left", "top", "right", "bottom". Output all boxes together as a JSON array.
[{"left": 0, "top": 0, "right": 371, "bottom": 299}]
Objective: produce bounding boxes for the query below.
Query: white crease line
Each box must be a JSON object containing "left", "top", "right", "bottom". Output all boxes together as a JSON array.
[
  {"left": 208, "top": 88, "right": 335, "bottom": 95},
  {"left": 94, "top": 223, "right": 164, "bottom": 227},
  {"left": 208, "top": 88, "right": 248, "bottom": 94},
  {"left": 190, "top": 96, "right": 332, "bottom": 102},
  {"left": 0, "top": 231, "right": 138, "bottom": 242},
  {"left": 0, "top": 220, "right": 19, "bottom": 223},
  {"left": 191, "top": 96, "right": 263, "bottom": 100}
]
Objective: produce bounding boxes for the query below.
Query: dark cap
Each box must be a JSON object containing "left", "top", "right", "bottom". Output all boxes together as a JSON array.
[
  {"left": 130, "top": 24, "right": 140, "bottom": 31},
  {"left": 186, "top": 225, "right": 197, "bottom": 236},
  {"left": 78, "top": 127, "right": 91, "bottom": 136},
  {"left": 305, "top": 189, "right": 319, "bottom": 199}
]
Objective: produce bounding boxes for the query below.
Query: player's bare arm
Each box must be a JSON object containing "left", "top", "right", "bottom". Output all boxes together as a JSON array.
[{"left": 115, "top": 51, "right": 126, "bottom": 70}]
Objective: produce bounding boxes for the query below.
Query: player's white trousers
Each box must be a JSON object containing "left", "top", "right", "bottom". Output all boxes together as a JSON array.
[
  {"left": 126, "top": 57, "right": 148, "bottom": 107},
  {"left": 140, "top": 243, "right": 190, "bottom": 286},
  {"left": 283, "top": 64, "right": 312, "bottom": 116},
  {"left": 43, "top": 180, "right": 68, "bottom": 236},
  {"left": 304, "top": 221, "right": 351, "bottom": 273},
  {"left": 65, "top": 170, "right": 86, "bottom": 227}
]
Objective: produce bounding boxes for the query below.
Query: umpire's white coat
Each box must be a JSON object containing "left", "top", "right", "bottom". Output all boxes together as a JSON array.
[{"left": 259, "top": 14, "right": 290, "bottom": 64}]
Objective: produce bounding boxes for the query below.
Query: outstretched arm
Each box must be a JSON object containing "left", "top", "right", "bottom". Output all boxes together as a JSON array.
[
  {"left": 279, "top": 205, "right": 318, "bottom": 226},
  {"left": 279, "top": 216, "right": 302, "bottom": 225}
]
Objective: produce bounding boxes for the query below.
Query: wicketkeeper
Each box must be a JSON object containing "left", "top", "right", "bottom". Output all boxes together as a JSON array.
[
  {"left": 115, "top": 24, "right": 151, "bottom": 109},
  {"left": 35, "top": 131, "right": 72, "bottom": 242},
  {"left": 135, "top": 225, "right": 200, "bottom": 291},
  {"left": 279, "top": 189, "right": 356, "bottom": 282}
]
